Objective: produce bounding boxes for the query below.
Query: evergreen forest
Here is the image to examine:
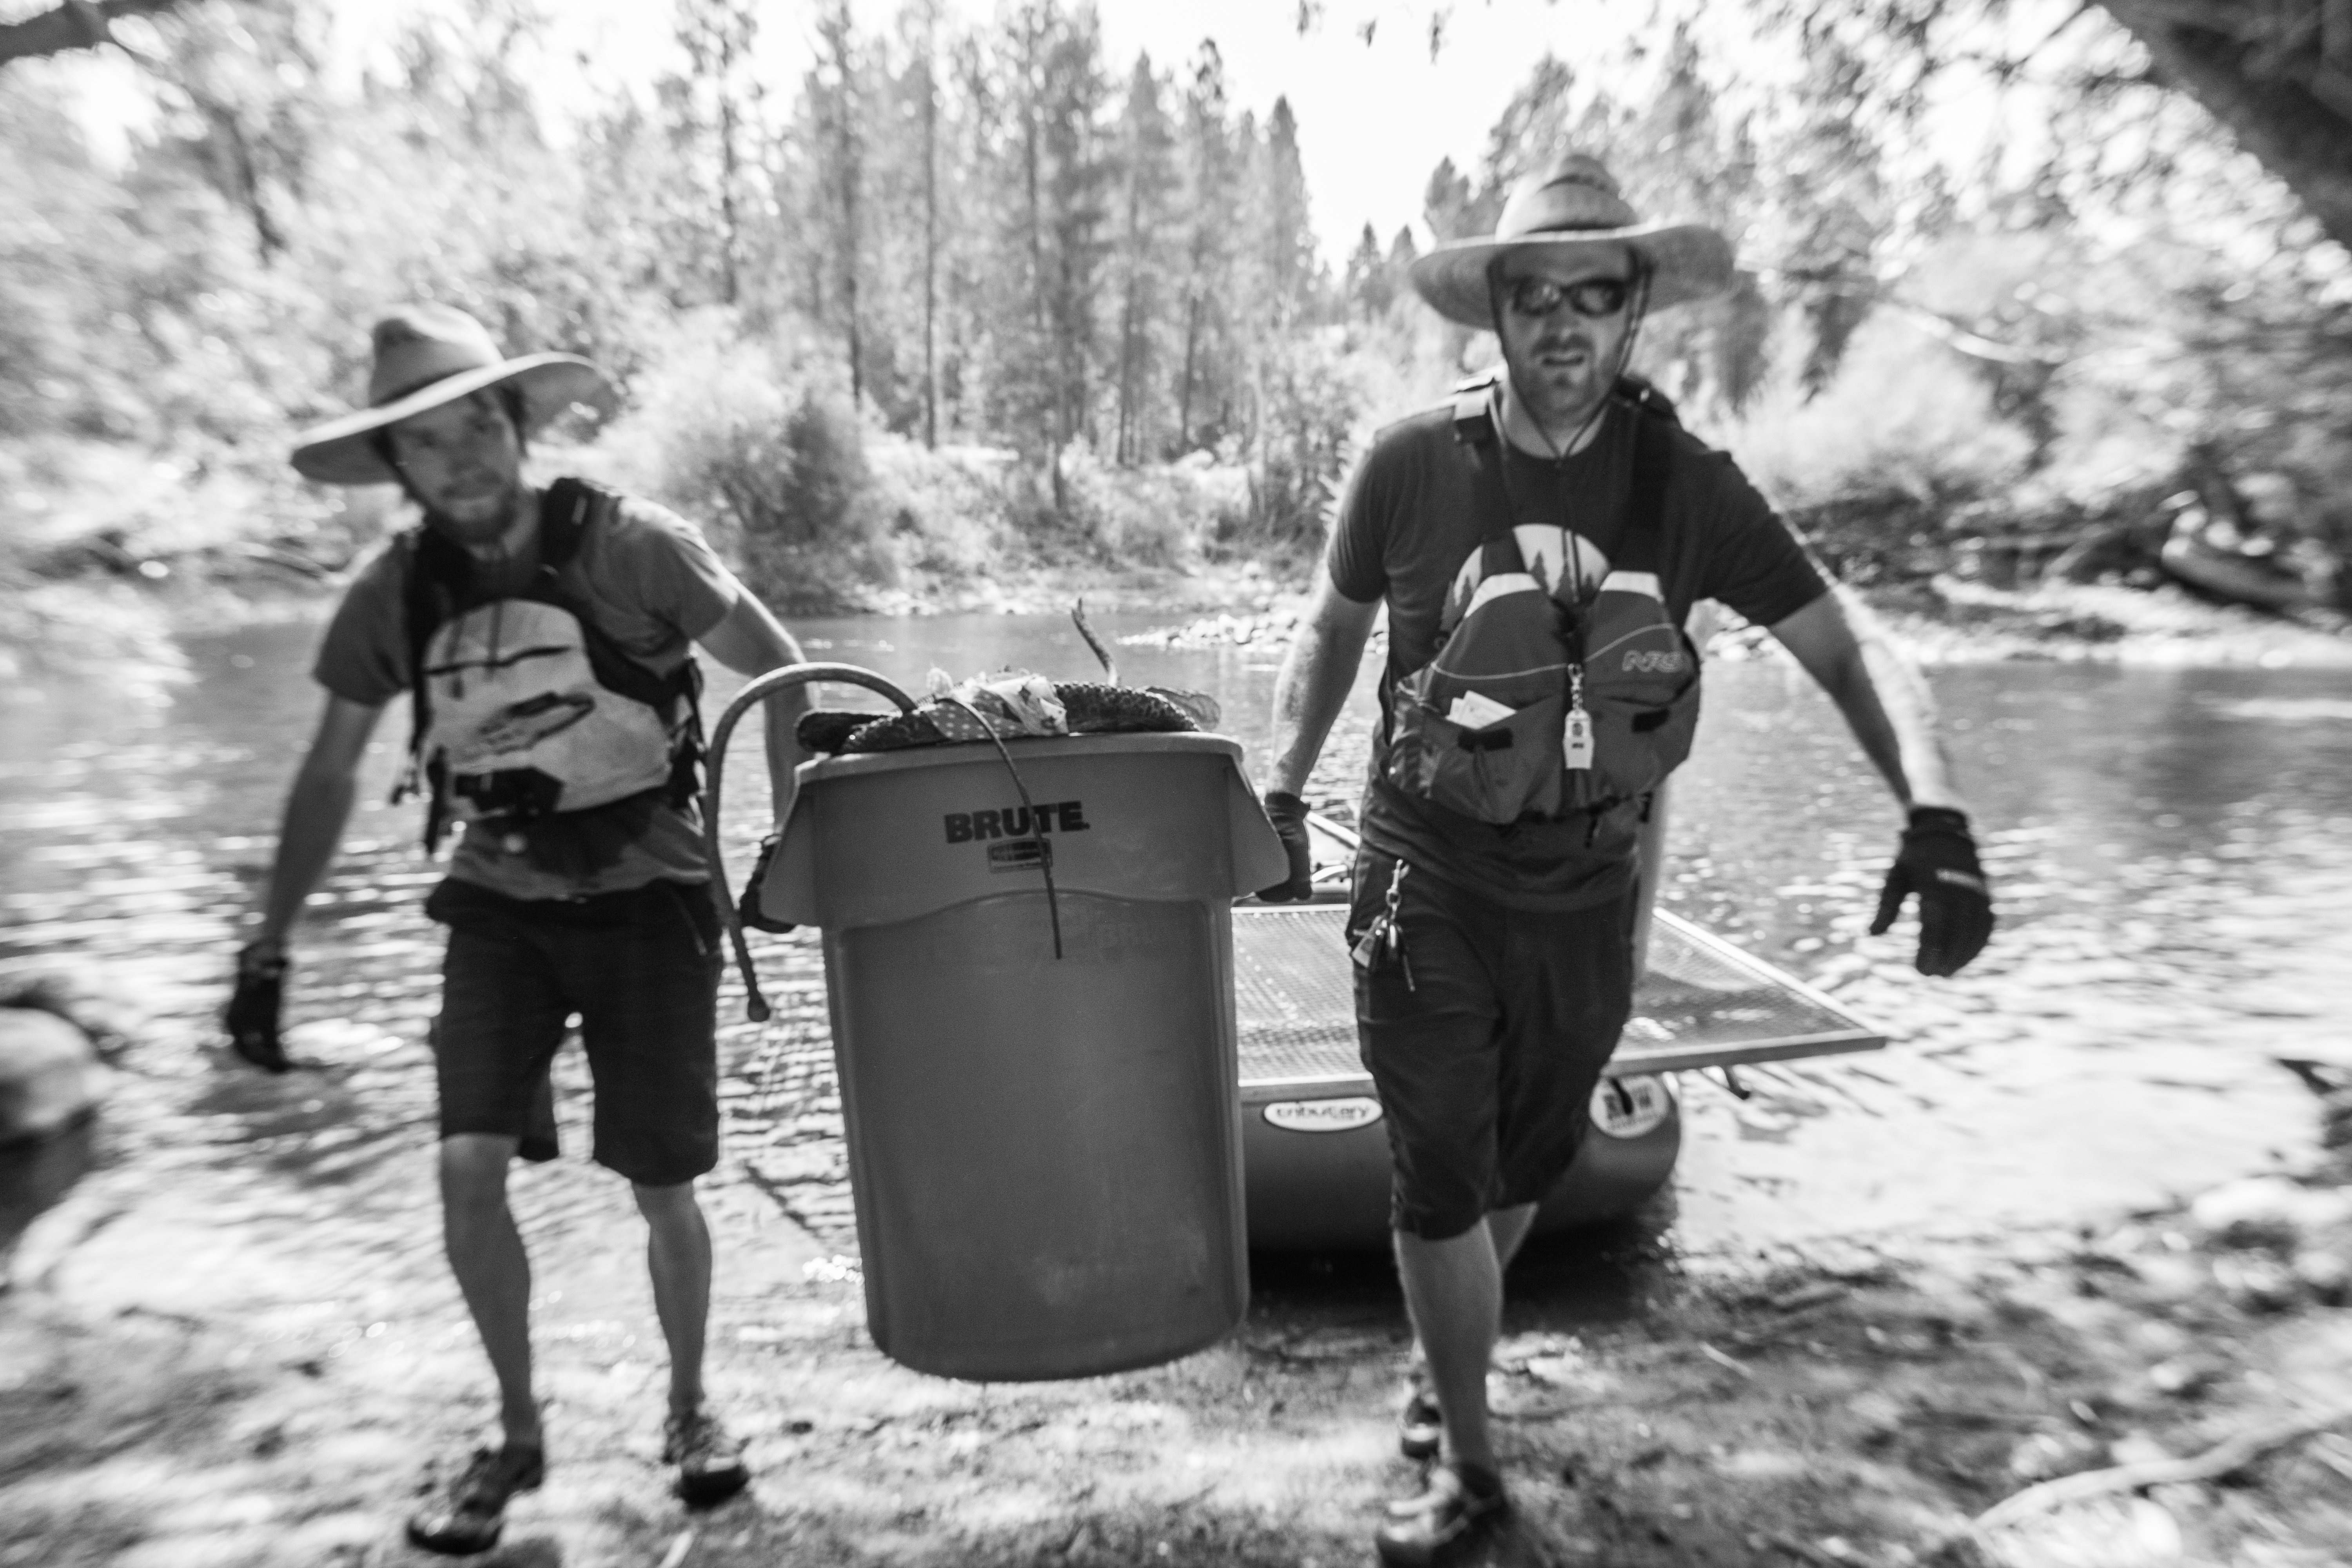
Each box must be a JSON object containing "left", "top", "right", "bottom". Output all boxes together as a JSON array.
[{"left": 4, "top": 0, "right": 2351, "bottom": 626}]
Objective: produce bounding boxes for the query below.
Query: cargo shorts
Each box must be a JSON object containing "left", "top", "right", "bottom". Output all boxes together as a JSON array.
[
  {"left": 1349, "top": 847, "right": 1635, "bottom": 1241},
  {"left": 425, "top": 877, "right": 723, "bottom": 1188}
]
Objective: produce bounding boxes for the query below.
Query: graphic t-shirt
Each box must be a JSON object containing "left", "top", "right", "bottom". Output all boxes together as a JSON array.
[
  {"left": 313, "top": 485, "right": 740, "bottom": 901},
  {"left": 1327, "top": 395, "right": 1829, "bottom": 910}
]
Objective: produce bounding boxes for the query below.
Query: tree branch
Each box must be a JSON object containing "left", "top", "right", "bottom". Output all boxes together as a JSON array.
[
  {"left": 0, "top": 0, "right": 189, "bottom": 70},
  {"left": 2100, "top": 0, "right": 2352, "bottom": 251},
  {"left": 1975, "top": 1401, "right": 2352, "bottom": 1533}
]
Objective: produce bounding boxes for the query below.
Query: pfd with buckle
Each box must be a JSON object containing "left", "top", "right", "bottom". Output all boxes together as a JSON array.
[
  {"left": 394, "top": 479, "right": 706, "bottom": 853},
  {"left": 1375, "top": 375, "right": 1701, "bottom": 829}
]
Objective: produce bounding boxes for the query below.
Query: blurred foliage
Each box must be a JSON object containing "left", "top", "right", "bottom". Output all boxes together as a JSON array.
[{"left": 2, "top": 0, "right": 2349, "bottom": 617}]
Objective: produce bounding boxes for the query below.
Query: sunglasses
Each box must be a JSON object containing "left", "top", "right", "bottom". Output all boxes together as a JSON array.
[{"left": 1504, "top": 275, "right": 1633, "bottom": 319}]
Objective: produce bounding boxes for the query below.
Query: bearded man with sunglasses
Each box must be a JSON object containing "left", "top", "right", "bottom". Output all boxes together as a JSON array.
[{"left": 1259, "top": 153, "right": 1994, "bottom": 1565}]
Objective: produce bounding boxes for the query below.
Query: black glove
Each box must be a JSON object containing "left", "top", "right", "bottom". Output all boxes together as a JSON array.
[
  {"left": 225, "top": 943, "right": 292, "bottom": 1072},
  {"left": 737, "top": 833, "right": 796, "bottom": 934},
  {"left": 1258, "top": 791, "right": 1316, "bottom": 903},
  {"left": 1871, "top": 806, "right": 1994, "bottom": 977}
]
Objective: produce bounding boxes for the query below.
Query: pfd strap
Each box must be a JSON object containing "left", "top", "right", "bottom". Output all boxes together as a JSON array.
[
  {"left": 538, "top": 477, "right": 594, "bottom": 570},
  {"left": 1450, "top": 375, "right": 1499, "bottom": 448},
  {"left": 1613, "top": 402, "right": 1674, "bottom": 575}
]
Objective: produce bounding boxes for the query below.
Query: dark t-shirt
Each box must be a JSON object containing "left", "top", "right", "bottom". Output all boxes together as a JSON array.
[
  {"left": 314, "top": 486, "right": 740, "bottom": 900},
  {"left": 1328, "top": 395, "right": 1828, "bottom": 910}
]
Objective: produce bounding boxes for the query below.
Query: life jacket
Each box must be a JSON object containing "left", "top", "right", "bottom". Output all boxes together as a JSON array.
[
  {"left": 396, "top": 479, "right": 704, "bottom": 851},
  {"left": 1377, "top": 376, "right": 1702, "bottom": 829}
]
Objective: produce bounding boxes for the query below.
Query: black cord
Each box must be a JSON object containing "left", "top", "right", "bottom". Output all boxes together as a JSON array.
[
  {"left": 699, "top": 662, "right": 918, "bottom": 1022},
  {"left": 939, "top": 694, "right": 1065, "bottom": 961}
]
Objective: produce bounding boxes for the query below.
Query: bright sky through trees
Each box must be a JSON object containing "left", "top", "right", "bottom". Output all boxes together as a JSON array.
[{"left": 48, "top": 0, "right": 1813, "bottom": 266}]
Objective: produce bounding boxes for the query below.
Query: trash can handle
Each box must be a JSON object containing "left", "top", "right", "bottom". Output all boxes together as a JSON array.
[{"left": 702, "top": 664, "right": 917, "bottom": 1021}]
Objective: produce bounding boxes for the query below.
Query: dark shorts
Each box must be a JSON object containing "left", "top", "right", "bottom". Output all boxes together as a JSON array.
[
  {"left": 425, "top": 877, "right": 723, "bottom": 1187},
  {"left": 1350, "top": 847, "right": 1635, "bottom": 1241}
]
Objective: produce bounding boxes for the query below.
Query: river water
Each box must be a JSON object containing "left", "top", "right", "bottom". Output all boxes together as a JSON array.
[{"left": 4, "top": 607, "right": 2350, "bottom": 1273}]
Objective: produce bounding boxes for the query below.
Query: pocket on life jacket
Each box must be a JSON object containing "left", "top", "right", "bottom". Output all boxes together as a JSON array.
[
  {"left": 1559, "top": 624, "right": 1702, "bottom": 812},
  {"left": 1386, "top": 684, "right": 1569, "bottom": 825}
]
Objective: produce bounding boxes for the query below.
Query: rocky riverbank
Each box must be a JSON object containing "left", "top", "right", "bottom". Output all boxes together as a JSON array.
[
  {"left": 1123, "top": 573, "right": 2352, "bottom": 670},
  {"left": 5, "top": 545, "right": 2351, "bottom": 1568},
  {"left": 4, "top": 1005, "right": 2348, "bottom": 1568}
]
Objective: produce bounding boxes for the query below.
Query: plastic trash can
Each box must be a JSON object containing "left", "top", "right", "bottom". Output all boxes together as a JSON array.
[{"left": 762, "top": 731, "right": 1288, "bottom": 1381}]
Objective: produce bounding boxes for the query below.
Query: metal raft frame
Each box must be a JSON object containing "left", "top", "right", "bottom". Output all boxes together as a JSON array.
[{"left": 1233, "top": 902, "right": 1886, "bottom": 1096}]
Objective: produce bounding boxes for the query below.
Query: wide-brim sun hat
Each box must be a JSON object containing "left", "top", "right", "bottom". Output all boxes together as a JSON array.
[
  {"left": 1408, "top": 152, "right": 1736, "bottom": 328},
  {"left": 289, "top": 303, "right": 611, "bottom": 486}
]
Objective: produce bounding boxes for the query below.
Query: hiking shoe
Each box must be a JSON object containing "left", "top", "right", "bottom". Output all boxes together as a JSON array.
[
  {"left": 405, "top": 1442, "right": 545, "bottom": 1557},
  {"left": 1375, "top": 1465, "right": 1510, "bottom": 1567},
  {"left": 663, "top": 1408, "right": 750, "bottom": 1507},
  {"left": 1398, "top": 1387, "right": 1444, "bottom": 1462}
]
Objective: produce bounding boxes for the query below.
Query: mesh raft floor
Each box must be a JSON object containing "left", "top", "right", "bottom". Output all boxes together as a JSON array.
[{"left": 1234, "top": 903, "right": 1885, "bottom": 1090}]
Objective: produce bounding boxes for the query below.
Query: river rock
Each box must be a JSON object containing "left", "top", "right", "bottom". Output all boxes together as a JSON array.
[
  {"left": 2292, "top": 1248, "right": 2351, "bottom": 1304},
  {"left": 2145, "top": 1356, "right": 2225, "bottom": 1397},
  {"left": 2209, "top": 1251, "right": 2303, "bottom": 1313},
  {"left": 2321, "top": 1091, "right": 2352, "bottom": 1151},
  {"left": 0, "top": 997, "right": 107, "bottom": 1276},
  {"left": 2122, "top": 1251, "right": 2209, "bottom": 1306},
  {"left": 2186, "top": 1176, "right": 2350, "bottom": 1252},
  {"left": 1980, "top": 1493, "right": 2184, "bottom": 1568}
]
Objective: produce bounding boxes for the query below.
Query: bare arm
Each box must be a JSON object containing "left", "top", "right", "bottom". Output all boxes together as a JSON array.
[
  {"left": 1766, "top": 586, "right": 1965, "bottom": 815},
  {"left": 697, "top": 587, "right": 810, "bottom": 823},
  {"left": 1265, "top": 572, "right": 1382, "bottom": 797},
  {"left": 252, "top": 694, "right": 387, "bottom": 956}
]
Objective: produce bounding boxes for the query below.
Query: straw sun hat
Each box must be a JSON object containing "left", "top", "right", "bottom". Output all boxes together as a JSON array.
[
  {"left": 1408, "top": 152, "right": 1736, "bottom": 328},
  {"left": 289, "top": 304, "right": 610, "bottom": 486}
]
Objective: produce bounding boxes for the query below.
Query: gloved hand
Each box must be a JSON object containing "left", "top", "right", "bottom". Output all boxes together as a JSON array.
[
  {"left": 225, "top": 942, "right": 292, "bottom": 1072},
  {"left": 737, "top": 833, "right": 796, "bottom": 934},
  {"left": 1258, "top": 791, "right": 1316, "bottom": 903},
  {"left": 1871, "top": 806, "right": 1994, "bottom": 977}
]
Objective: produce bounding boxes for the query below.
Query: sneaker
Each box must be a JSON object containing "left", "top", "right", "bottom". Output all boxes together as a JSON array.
[
  {"left": 663, "top": 1408, "right": 751, "bottom": 1507},
  {"left": 1398, "top": 1387, "right": 1444, "bottom": 1462},
  {"left": 1374, "top": 1465, "right": 1510, "bottom": 1568},
  {"left": 405, "top": 1442, "right": 545, "bottom": 1557}
]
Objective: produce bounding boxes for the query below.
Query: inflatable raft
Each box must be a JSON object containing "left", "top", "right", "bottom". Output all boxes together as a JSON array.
[
  {"left": 715, "top": 662, "right": 1886, "bottom": 1259},
  {"left": 1234, "top": 811, "right": 1883, "bottom": 1250}
]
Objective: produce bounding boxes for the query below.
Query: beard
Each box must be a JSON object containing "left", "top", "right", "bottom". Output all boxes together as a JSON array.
[
  {"left": 1504, "top": 332, "right": 1611, "bottom": 431},
  {"left": 418, "top": 474, "right": 528, "bottom": 553}
]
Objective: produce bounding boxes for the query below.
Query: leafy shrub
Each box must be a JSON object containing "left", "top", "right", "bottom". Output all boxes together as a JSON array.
[
  {"left": 1059, "top": 448, "right": 1245, "bottom": 568},
  {"left": 1233, "top": 327, "right": 1366, "bottom": 556},
  {"left": 1716, "top": 313, "right": 2034, "bottom": 513},
  {"left": 600, "top": 318, "right": 890, "bottom": 614},
  {"left": 862, "top": 438, "right": 1026, "bottom": 583}
]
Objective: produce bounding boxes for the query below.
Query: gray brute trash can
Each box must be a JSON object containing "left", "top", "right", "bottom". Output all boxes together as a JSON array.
[{"left": 762, "top": 731, "right": 1289, "bottom": 1381}]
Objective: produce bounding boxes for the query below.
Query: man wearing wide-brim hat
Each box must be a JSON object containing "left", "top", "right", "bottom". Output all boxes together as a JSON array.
[
  {"left": 228, "top": 303, "right": 813, "bottom": 1553},
  {"left": 1258, "top": 153, "right": 1995, "bottom": 1565}
]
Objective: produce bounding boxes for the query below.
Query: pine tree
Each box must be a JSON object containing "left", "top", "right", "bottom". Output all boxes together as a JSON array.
[
  {"left": 1422, "top": 155, "right": 1478, "bottom": 242},
  {"left": 672, "top": 0, "right": 761, "bottom": 306},
  {"left": 1344, "top": 223, "right": 1388, "bottom": 319},
  {"left": 905, "top": 0, "right": 945, "bottom": 447},
  {"left": 1173, "top": 40, "right": 1238, "bottom": 455},
  {"left": 1110, "top": 53, "right": 1178, "bottom": 464},
  {"left": 811, "top": 1, "right": 865, "bottom": 404}
]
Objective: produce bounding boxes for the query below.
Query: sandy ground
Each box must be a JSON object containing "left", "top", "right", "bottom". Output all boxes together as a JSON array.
[{"left": 4, "top": 1040, "right": 2351, "bottom": 1568}]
